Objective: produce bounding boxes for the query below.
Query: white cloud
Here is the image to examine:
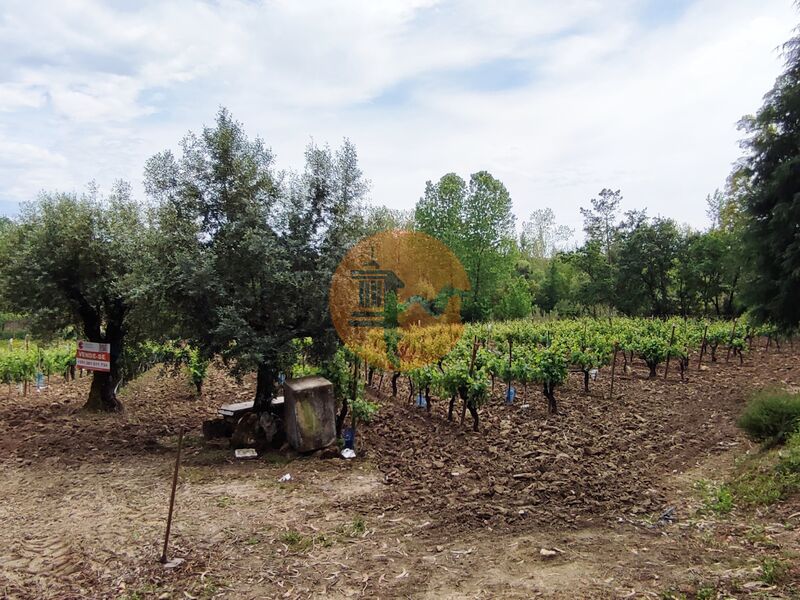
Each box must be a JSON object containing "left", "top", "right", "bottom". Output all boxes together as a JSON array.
[{"left": 0, "top": 0, "right": 795, "bottom": 232}]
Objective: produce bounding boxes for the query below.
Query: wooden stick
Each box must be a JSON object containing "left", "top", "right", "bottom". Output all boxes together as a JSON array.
[
  {"left": 160, "top": 427, "right": 185, "bottom": 563},
  {"left": 725, "top": 319, "right": 738, "bottom": 363},
  {"left": 468, "top": 336, "right": 479, "bottom": 374},
  {"left": 664, "top": 325, "right": 676, "bottom": 380},
  {"left": 697, "top": 324, "right": 708, "bottom": 371},
  {"left": 462, "top": 337, "right": 479, "bottom": 425},
  {"left": 352, "top": 358, "right": 360, "bottom": 451},
  {"left": 507, "top": 339, "right": 513, "bottom": 399},
  {"left": 609, "top": 343, "right": 619, "bottom": 399}
]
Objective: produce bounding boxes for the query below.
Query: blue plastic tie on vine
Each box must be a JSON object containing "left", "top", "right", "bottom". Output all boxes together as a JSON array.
[
  {"left": 343, "top": 427, "right": 355, "bottom": 449},
  {"left": 506, "top": 386, "right": 516, "bottom": 405}
]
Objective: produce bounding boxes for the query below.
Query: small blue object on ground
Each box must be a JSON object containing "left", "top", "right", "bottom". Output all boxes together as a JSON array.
[
  {"left": 343, "top": 427, "right": 355, "bottom": 449},
  {"left": 506, "top": 386, "right": 516, "bottom": 405}
]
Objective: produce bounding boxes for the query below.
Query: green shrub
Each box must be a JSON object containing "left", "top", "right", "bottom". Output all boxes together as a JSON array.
[{"left": 737, "top": 388, "right": 800, "bottom": 444}]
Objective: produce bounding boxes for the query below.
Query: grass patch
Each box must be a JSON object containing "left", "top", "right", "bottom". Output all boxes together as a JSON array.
[
  {"left": 725, "top": 433, "right": 800, "bottom": 506},
  {"left": 760, "top": 557, "right": 789, "bottom": 585},
  {"left": 778, "top": 430, "right": 800, "bottom": 473},
  {"left": 280, "top": 530, "right": 311, "bottom": 550},
  {"left": 336, "top": 516, "right": 367, "bottom": 537},
  {"left": 695, "top": 586, "right": 717, "bottom": 600},
  {"left": 737, "top": 388, "right": 800, "bottom": 445},
  {"left": 695, "top": 480, "right": 733, "bottom": 514},
  {"left": 709, "top": 397, "right": 800, "bottom": 510}
]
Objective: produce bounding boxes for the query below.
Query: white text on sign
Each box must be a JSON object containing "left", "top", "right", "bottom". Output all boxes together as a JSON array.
[{"left": 76, "top": 341, "right": 111, "bottom": 373}]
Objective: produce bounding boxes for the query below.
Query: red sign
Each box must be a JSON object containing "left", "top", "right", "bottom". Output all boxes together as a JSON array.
[{"left": 76, "top": 341, "right": 111, "bottom": 372}]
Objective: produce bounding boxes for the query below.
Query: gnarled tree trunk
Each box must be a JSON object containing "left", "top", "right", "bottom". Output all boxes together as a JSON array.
[
  {"left": 81, "top": 298, "right": 125, "bottom": 412},
  {"left": 85, "top": 370, "right": 122, "bottom": 412}
]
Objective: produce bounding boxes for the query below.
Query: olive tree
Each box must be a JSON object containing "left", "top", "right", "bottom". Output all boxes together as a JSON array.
[
  {"left": 144, "top": 109, "right": 365, "bottom": 411},
  {"left": 0, "top": 183, "right": 145, "bottom": 411}
]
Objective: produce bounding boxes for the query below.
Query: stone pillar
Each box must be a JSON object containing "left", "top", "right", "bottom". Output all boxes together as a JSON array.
[{"left": 283, "top": 376, "right": 336, "bottom": 452}]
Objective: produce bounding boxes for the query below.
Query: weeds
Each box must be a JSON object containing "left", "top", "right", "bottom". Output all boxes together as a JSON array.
[
  {"left": 695, "top": 480, "right": 733, "bottom": 514},
  {"left": 760, "top": 557, "right": 789, "bottom": 585},
  {"left": 336, "top": 516, "right": 367, "bottom": 537},
  {"left": 659, "top": 589, "right": 687, "bottom": 600},
  {"left": 279, "top": 530, "right": 333, "bottom": 551},
  {"left": 726, "top": 439, "right": 800, "bottom": 506},
  {"left": 695, "top": 586, "right": 716, "bottom": 600},
  {"left": 279, "top": 530, "right": 310, "bottom": 550}
]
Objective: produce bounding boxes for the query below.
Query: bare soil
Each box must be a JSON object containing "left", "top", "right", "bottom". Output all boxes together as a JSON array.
[{"left": 0, "top": 348, "right": 798, "bottom": 599}]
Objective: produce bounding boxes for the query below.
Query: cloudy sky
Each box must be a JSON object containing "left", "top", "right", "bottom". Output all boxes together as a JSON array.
[{"left": 0, "top": 0, "right": 796, "bottom": 235}]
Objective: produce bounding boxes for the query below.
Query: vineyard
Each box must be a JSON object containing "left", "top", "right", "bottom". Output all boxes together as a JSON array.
[
  {"left": 0, "top": 339, "right": 209, "bottom": 397},
  {"left": 0, "top": 341, "right": 75, "bottom": 394},
  {"left": 346, "top": 317, "right": 782, "bottom": 432},
  {"left": 1, "top": 317, "right": 798, "bottom": 599}
]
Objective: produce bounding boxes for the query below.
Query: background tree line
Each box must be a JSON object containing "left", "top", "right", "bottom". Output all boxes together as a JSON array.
[{"left": 395, "top": 179, "right": 745, "bottom": 323}]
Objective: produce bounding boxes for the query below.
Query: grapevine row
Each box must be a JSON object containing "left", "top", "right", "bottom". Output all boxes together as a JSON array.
[{"left": 354, "top": 316, "right": 790, "bottom": 431}]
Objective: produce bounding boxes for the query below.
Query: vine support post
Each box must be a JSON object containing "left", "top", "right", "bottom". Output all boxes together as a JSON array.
[
  {"left": 664, "top": 325, "right": 676, "bottom": 380},
  {"left": 697, "top": 324, "right": 708, "bottom": 371},
  {"left": 725, "top": 319, "right": 738, "bottom": 363},
  {"left": 351, "top": 357, "right": 359, "bottom": 453},
  {"left": 609, "top": 343, "right": 619, "bottom": 399},
  {"left": 507, "top": 339, "right": 513, "bottom": 399},
  {"left": 461, "top": 337, "right": 479, "bottom": 427},
  {"left": 469, "top": 336, "right": 479, "bottom": 374}
]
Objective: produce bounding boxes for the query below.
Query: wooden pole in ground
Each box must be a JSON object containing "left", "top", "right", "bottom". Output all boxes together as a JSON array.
[
  {"left": 697, "top": 324, "right": 708, "bottom": 371},
  {"left": 507, "top": 339, "right": 513, "bottom": 401},
  {"left": 664, "top": 324, "right": 676, "bottom": 380},
  {"left": 609, "top": 343, "right": 619, "bottom": 399},
  {"left": 469, "top": 337, "right": 479, "bottom": 373},
  {"left": 461, "top": 337, "right": 479, "bottom": 425},
  {"left": 725, "top": 319, "right": 738, "bottom": 362},
  {"left": 351, "top": 358, "right": 359, "bottom": 451},
  {"left": 160, "top": 427, "right": 185, "bottom": 564}
]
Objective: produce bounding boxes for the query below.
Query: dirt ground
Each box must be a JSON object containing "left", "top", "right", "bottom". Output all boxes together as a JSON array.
[{"left": 0, "top": 347, "right": 799, "bottom": 599}]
